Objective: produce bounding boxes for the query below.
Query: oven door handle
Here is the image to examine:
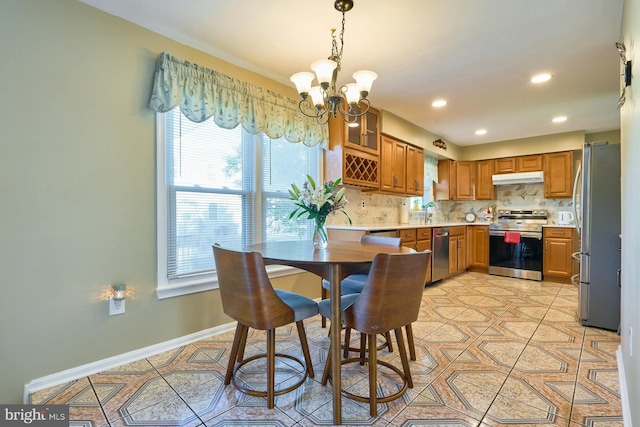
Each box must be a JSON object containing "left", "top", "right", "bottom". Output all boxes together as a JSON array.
[{"left": 489, "top": 230, "right": 542, "bottom": 239}]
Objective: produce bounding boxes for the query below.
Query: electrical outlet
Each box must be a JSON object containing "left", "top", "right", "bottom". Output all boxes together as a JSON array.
[
  {"left": 109, "top": 297, "right": 125, "bottom": 316},
  {"left": 361, "top": 201, "right": 365, "bottom": 209}
]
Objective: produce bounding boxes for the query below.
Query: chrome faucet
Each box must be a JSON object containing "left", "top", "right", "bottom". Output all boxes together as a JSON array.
[{"left": 424, "top": 201, "right": 437, "bottom": 224}]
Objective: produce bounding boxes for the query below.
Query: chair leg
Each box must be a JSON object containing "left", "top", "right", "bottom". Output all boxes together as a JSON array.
[
  {"left": 359, "top": 333, "right": 366, "bottom": 365},
  {"left": 384, "top": 332, "right": 393, "bottom": 352},
  {"left": 405, "top": 323, "right": 417, "bottom": 361},
  {"left": 225, "top": 323, "right": 246, "bottom": 385},
  {"left": 367, "top": 333, "right": 378, "bottom": 417},
  {"left": 394, "top": 328, "right": 413, "bottom": 389},
  {"left": 296, "top": 321, "right": 314, "bottom": 378},
  {"left": 343, "top": 327, "right": 352, "bottom": 358},
  {"left": 266, "top": 328, "right": 276, "bottom": 409},
  {"left": 321, "top": 341, "right": 332, "bottom": 386},
  {"left": 321, "top": 286, "right": 328, "bottom": 328},
  {"left": 237, "top": 325, "right": 249, "bottom": 362}
]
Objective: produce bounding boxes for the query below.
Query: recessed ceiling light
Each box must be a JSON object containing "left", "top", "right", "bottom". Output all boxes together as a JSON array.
[
  {"left": 531, "top": 73, "right": 552, "bottom": 83},
  {"left": 475, "top": 129, "right": 487, "bottom": 135},
  {"left": 552, "top": 116, "right": 567, "bottom": 123},
  {"left": 432, "top": 99, "right": 447, "bottom": 107}
]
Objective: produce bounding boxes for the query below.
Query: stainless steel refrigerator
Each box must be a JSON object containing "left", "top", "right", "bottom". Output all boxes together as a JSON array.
[{"left": 572, "top": 142, "right": 621, "bottom": 331}]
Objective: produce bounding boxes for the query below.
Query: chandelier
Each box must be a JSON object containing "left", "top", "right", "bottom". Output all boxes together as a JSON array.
[{"left": 290, "top": 0, "right": 377, "bottom": 125}]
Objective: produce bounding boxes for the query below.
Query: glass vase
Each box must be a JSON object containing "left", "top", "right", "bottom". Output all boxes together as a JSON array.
[{"left": 312, "top": 218, "right": 328, "bottom": 249}]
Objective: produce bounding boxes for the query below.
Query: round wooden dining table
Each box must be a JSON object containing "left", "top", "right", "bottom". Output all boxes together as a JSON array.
[{"left": 245, "top": 240, "right": 414, "bottom": 424}]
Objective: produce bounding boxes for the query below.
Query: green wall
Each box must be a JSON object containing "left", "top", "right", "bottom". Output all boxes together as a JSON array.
[{"left": 0, "top": 0, "right": 319, "bottom": 404}]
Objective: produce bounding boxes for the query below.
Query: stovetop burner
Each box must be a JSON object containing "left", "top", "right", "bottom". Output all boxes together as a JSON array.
[{"left": 490, "top": 209, "right": 548, "bottom": 233}]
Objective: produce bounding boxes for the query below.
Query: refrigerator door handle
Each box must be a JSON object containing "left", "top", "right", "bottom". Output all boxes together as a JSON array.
[
  {"left": 617, "top": 269, "right": 621, "bottom": 287},
  {"left": 572, "top": 163, "right": 581, "bottom": 234}
]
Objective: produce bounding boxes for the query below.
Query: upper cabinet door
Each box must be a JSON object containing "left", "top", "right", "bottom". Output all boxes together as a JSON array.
[
  {"left": 380, "top": 135, "right": 407, "bottom": 194},
  {"left": 543, "top": 151, "right": 573, "bottom": 198},
  {"left": 406, "top": 145, "right": 424, "bottom": 196},
  {"left": 494, "top": 157, "right": 516, "bottom": 174},
  {"left": 343, "top": 105, "right": 379, "bottom": 155},
  {"left": 455, "top": 161, "right": 475, "bottom": 200},
  {"left": 517, "top": 154, "right": 543, "bottom": 172},
  {"left": 475, "top": 159, "right": 495, "bottom": 200}
]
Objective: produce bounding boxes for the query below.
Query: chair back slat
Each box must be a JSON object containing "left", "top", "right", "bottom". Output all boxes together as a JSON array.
[
  {"left": 213, "top": 245, "right": 295, "bottom": 329},
  {"left": 344, "top": 252, "right": 430, "bottom": 334},
  {"left": 360, "top": 235, "right": 402, "bottom": 247}
]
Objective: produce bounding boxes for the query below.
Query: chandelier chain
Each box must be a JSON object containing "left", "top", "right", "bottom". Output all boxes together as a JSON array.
[{"left": 331, "top": 11, "right": 347, "bottom": 71}]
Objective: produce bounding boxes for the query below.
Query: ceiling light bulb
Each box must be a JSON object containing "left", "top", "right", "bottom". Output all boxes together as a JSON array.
[
  {"left": 432, "top": 100, "right": 447, "bottom": 107},
  {"left": 531, "top": 73, "right": 552, "bottom": 83},
  {"left": 311, "top": 59, "right": 337, "bottom": 86},
  {"left": 552, "top": 116, "right": 567, "bottom": 123},
  {"left": 352, "top": 70, "right": 377, "bottom": 97},
  {"left": 290, "top": 72, "right": 315, "bottom": 96},
  {"left": 475, "top": 129, "right": 487, "bottom": 135}
]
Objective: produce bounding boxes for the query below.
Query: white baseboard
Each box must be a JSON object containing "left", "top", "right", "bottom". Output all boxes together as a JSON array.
[
  {"left": 617, "top": 346, "right": 633, "bottom": 427},
  {"left": 23, "top": 322, "right": 236, "bottom": 404}
]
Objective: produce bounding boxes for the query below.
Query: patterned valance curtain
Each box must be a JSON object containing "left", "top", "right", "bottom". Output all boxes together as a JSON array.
[
  {"left": 148, "top": 52, "right": 328, "bottom": 148},
  {"left": 424, "top": 155, "right": 439, "bottom": 186}
]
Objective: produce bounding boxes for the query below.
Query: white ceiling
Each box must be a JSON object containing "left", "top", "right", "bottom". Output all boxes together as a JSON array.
[{"left": 80, "top": 0, "right": 624, "bottom": 146}]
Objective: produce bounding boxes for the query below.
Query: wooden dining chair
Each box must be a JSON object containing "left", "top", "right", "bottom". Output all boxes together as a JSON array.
[
  {"left": 212, "top": 244, "right": 319, "bottom": 409},
  {"left": 322, "top": 235, "right": 410, "bottom": 357},
  {"left": 318, "top": 251, "right": 430, "bottom": 417}
]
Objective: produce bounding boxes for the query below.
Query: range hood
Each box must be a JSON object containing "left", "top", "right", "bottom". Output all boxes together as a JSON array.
[{"left": 492, "top": 171, "right": 544, "bottom": 185}]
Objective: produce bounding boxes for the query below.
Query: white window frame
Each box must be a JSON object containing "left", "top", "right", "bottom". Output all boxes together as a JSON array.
[{"left": 155, "top": 112, "right": 321, "bottom": 299}]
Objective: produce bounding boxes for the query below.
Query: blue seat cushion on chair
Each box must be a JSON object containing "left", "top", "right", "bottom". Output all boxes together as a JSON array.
[
  {"left": 322, "top": 274, "right": 367, "bottom": 295},
  {"left": 317, "top": 293, "right": 360, "bottom": 320},
  {"left": 275, "top": 289, "right": 319, "bottom": 322},
  {"left": 341, "top": 274, "right": 367, "bottom": 294}
]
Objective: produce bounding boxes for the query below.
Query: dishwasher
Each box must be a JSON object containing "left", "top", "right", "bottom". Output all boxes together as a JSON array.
[{"left": 431, "top": 227, "right": 450, "bottom": 282}]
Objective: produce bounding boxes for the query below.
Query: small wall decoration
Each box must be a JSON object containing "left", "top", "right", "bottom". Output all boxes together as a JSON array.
[{"left": 433, "top": 138, "right": 447, "bottom": 150}]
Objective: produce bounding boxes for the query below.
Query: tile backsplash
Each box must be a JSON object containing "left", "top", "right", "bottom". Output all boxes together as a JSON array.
[{"left": 327, "top": 184, "right": 575, "bottom": 226}]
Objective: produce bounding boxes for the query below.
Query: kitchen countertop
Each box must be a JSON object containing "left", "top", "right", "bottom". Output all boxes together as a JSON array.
[
  {"left": 327, "top": 223, "right": 576, "bottom": 231},
  {"left": 327, "top": 222, "right": 491, "bottom": 231}
]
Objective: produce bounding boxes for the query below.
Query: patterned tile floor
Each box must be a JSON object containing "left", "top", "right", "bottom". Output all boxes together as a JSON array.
[{"left": 30, "top": 272, "right": 623, "bottom": 426}]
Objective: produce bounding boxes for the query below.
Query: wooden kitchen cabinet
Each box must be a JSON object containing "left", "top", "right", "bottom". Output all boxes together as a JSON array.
[
  {"left": 543, "top": 227, "right": 575, "bottom": 281},
  {"left": 468, "top": 225, "right": 489, "bottom": 271},
  {"left": 380, "top": 135, "right": 407, "bottom": 194},
  {"left": 416, "top": 227, "right": 432, "bottom": 283},
  {"left": 494, "top": 157, "right": 517, "bottom": 174},
  {"left": 406, "top": 144, "right": 425, "bottom": 196},
  {"left": 494, "top": 154, "right": 543, "bottom": 174},
  {"left": 543, "top": 151, "right": 573, "bottom": 198},
  {"left": 397, "top": 227, "right": 431, "bottom": 284},
  {"left": 330, "top": 105, "right": 379, "bottom": 155},
  {"left": 435, "top": 160, "right": 475, "bottom": 200},
  {"left": 398, "top": 228, "right": 417, "bottom": 248},
  {"left": 517, "top": 154, "right": 543, "bottom": 172},
  {"left": 475, "top": 159, "right": 495, "bottom": 200},
  {"left": 325, "top": 106, "right": 380, "bottom": 189},
  {"left": 448, "top": 226, "right": 467, "bottom": 274}
]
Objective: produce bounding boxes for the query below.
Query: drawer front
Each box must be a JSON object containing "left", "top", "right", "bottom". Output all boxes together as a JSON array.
[
  {"left": 416, "top": 240, "right": 431, "bottom": 252},
  {"left": 449, "top": 226, "right": 466, "bottom": 236},
  {"left": 399, "top": 228, "right": 417, "bottom": 242},
  {"left": 544, "top": 228, "right": 573, "bottom": 238},
  {"left": 417, "top": 227, "right": 432, "bottom": 240}
]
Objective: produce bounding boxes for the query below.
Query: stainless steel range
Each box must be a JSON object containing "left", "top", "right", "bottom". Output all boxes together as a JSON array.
[{"left": 489, "top": 209, "right": 548, "bottom": 280}]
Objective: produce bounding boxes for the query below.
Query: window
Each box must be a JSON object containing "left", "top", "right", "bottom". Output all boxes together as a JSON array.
[{"left": 157, "top": 109, "right": 320, "bottom": 298}]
